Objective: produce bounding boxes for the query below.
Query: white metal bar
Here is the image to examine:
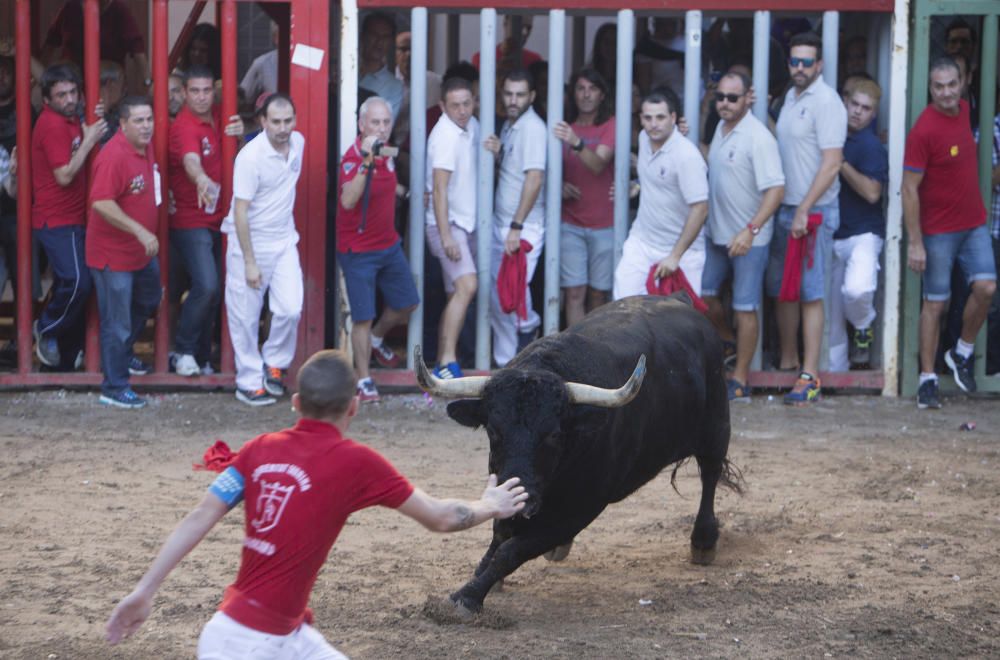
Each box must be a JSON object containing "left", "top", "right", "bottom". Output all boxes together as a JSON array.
[
  {"left": 544, "top": 10, "right": 566, "bottom": 337},
  {"left": 612, "top": 10, "right": 634, "bottom": 270},
  {"left": 822, "top": 11, "right": 839, "bottom": 89},
  {"left": 406, "top": 7, "right": 428, "bottom": 370},
  {"left": 339, "top": 0, "right": 359, "bottom": 157},
  {"left": 683, "top": 10, "right": 702, "bottom": 146},
  {"left": 752, "top": 11, "right": 771, "bottom": 124},
  {"left": 475, "top": 9, "right": 497, "bottom": 370}
]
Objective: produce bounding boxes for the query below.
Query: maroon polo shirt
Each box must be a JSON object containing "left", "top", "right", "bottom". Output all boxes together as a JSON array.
[
  {"left": 86, "top": 131, "right": 159, "bottom": 272},
  {"left": 169, "top": 105, "right": 225, "bottom": 230},
  {"left": 31, "top": 105, "right": 86, "bottom": 229}
]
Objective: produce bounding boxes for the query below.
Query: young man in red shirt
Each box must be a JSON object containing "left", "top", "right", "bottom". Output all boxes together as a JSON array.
[
  {"left": 903, "top": 56, "right": 997, "bottom": 408},
  {"left": 86, "top": 97, "right": 162, "bottom": 409},
  {"left": 168, "top": 65, "right": 242, "bottom": 377},
  {"left": 31, "top": 65, "right": 106, "bottom": 369},
  {"left": 105, "top": 348, "right": 528, "bottom": 657},
  {"left": 336, "top": 96, "right": 420, "bottom": 402}
]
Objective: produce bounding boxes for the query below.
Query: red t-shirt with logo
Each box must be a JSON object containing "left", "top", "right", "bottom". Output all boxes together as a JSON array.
[
  {"left": 86, "top": 131, "right": 159, "bottom": 271},
  {"left": 562, "top": 117, "right": 616, "bottom": 230},
  {"left": 168, "top": 105, "right": 226, "bottom": 230},
  {"left": 903, "top": 99, "right": 986, "bottom": 235},
  {"left": 208, "top": 418, "right": 414, "bottom": 635},
  {"left": 31, "top": 105, "right": 86, "bottom": 229},
  {"left": 335, "top": 138, "right": 400, "bottom": 253}
]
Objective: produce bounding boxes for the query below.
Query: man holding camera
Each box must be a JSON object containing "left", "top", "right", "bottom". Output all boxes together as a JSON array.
[{"left": 336, "top": 96, "right": 419, "bottom": 402}]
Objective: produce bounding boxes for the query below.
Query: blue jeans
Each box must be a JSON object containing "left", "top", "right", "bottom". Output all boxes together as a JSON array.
[
  {"left": 921, "top": 224, "right": 996, "bottom": 301},
  {"left": 170, "top": 228, "right": 221, "bottom": 361},
  {"left": 91, "top": 260, "right": 162, "bottom": 395},
  {"left": 701, "top": 241, "right": 770, "bottom": 312},
  {"left": 36, "top": 225, "right": 92, "bottom": 368}
]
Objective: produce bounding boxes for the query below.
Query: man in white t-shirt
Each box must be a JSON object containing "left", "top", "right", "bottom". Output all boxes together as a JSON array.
[
  {"left": 425, "top": 78, "right": 479, "bottom": 380},
  {"left": 768, "top": 31, "right": 846, "bottom": 406},
  {"left": 613, "top": 88, "right": 708, "bottom": 301},
  {"left": 704, "top": 72, "right": 785, "bottom": 403},
  {"left": 483, "top": 70, "right": 546, "bottom": 367},
  {"left": 222, "top": 94, "right": 304, "bottom": 407}
]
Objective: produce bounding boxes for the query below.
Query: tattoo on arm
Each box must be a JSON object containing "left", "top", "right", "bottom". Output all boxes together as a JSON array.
[{"left": 453, "top": 504, "right": 475, "bottom": 530}]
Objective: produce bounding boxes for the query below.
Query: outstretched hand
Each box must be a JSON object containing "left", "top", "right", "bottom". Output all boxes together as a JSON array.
[
  {"left": 105, "top": 590, "right": 153, "bottom": 644},
  {"left": 481, "top": 474, "right": 528, "bottom": 519}
]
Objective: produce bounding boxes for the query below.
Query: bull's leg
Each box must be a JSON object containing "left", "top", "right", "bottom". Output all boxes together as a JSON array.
[
  {"left": 690, "top": 455, "right": 722, "bottom": 565},
  {"left": 451, "top": 534, "right": 555, "bottom": 615}
]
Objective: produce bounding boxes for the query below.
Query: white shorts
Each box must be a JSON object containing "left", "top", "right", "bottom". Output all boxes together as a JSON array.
[{"left": 197, "top": 611, "right": 348, "bottom": 660}]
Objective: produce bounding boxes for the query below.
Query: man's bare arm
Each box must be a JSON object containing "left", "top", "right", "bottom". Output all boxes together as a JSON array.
[
  {"left": 840, "top": 161, "right": 883, "bottom": 205},
  {"left": 796, "top": 147, "right": 844, "bottom": 213},
  {"left": 396, "top": 475, "right": 527, "bottom": 532},
  {"left": 92, "top": 199, "right": 158, "bottom": 256}
]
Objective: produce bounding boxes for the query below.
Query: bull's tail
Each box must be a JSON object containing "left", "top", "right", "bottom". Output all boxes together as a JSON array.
[{"left": 669, "top": 457, "right": 746, "bottom": 496}]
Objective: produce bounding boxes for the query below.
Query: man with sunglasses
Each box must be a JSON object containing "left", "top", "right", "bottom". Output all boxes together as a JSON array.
[
  {"left": 769, "top": 31, "right": 846, "bottom": 406},
  {"left": 704, "top": 72, "right": 785, "bottom": 403}
]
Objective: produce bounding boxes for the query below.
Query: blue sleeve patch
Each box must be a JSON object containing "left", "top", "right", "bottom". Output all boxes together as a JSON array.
[{"left": 209, "top": 466, "right": 245, "bottom": 509}]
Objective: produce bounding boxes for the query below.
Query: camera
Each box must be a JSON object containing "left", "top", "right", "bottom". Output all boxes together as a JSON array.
[{"left": 371, "top": 140, "right": 399, "bottom": 158}]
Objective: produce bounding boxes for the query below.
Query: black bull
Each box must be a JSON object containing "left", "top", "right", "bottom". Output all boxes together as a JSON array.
[{"left": 416, "top": 295, "right": 744, "bottom": 615}]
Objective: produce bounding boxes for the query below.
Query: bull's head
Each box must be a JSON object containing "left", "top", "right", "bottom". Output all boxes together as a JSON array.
[{"left": 415, "top": 347, "right": 646, "bottom": 519}]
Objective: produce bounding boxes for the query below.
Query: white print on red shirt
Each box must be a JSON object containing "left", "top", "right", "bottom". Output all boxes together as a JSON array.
[{"left": 251, "top": 479, "right": 295, "bottom": 533}]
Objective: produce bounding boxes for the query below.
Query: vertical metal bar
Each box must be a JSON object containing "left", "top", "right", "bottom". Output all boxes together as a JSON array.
[
  {"left": 407, "top": 7, "right": 428, "bottom": 370},
  {"left": 612, "top": 9, "right": 634, "bottom": 272},
  {"left": 884, "top": 0, "right": 912, "bottom": 397},
  {"left": 876, "top": 13, "right": 891, "bottom": 134},
  {"left": 14, "top": 0, "right": 31, "bottom": 375},
  {"left": 683, "top": 10, "right": 702, "bottom": 146},
  {"left": 152, "top": 0, "right": 171, "bottom": 373},
  {"left": 752, "top": 11, "right": 771, "bottom": 123},
  {"left": 476, "top": 8, "right": 497, "bottom": 370},
  {"left": 974, "top": 13, "right": 997, "bottom": 384},
  {"left": 83, "top": 0, "right": 102, "bottom": 374},
  {"left": 340, "top": 0, "right": 359, "bottom": 158},
  {"left": 544, "top": 10, "right": 565, "bottom": 337},
  {"left": 822, "top": 11, "right": 839, "bottom": 89},
  {"left": 219, "top": 0, "right": 238, "bottom": 374}
]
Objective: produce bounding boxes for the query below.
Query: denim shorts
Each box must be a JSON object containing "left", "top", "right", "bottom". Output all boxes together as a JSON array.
[
  {"left": 922, "top": 224, "right": 997, "bottom": 301},
  {"left": 701, "top": 241, "right": 769, "bottom": 311},
  {"left": 765, "top": 203, "right": 838, "bottom": 303},
  {"left": 338, "top": 241, "right": 420, "bottom": 322},
  {"left": 560, "top": 223, "right": 614, "bottom": 290}
]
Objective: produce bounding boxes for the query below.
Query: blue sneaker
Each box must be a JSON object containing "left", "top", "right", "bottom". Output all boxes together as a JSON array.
[
  {"left": 128, "top": 357, "right": 151, "bottom": 375},
  {"left": 727, "top": 378, "right": 751, "bottom": 403},
  {"left": 433, "top": 361, "right": 464, "bottom": 380},
  {"left": 783, "top": 373, "right": 821, "bottom": 406},
  {"left": 33, "top": 320, "right": 60, "bottom": 367},
  {"left": 99, "top": 388, "right": 147, "bottom": 409}
]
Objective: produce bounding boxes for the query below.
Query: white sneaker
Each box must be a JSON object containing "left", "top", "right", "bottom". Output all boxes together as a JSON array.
[{"left": 175, "top": 353, "right": 200, "bottom": 377}]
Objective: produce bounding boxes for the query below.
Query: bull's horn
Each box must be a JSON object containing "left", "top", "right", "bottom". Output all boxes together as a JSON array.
[
  {"left": 413, "top": 346, "right": 489, "bottom": 398},
  {"left": 565, "top": 354, "right": 646, "bottom": 408}
]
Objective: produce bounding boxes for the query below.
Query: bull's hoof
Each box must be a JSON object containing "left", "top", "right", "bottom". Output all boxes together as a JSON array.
[
  {"left": 690, "top": 545, "right": 717, "bottom": 565},
  {"left": 543, "top": 540, "right": 574, "bottom": 562},
  {"left": 422, "top": 595, "right": 479, "bottom": 624}
]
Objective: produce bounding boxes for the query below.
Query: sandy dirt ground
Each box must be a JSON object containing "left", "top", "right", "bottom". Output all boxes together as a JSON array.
[{"left": 1, "top": 388, "right": 999, "bottom": 659}]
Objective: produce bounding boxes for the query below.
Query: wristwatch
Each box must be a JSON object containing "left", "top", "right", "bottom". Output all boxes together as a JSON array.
[
  {"left": 572, "top": 139, "right": 585, "bottom": 153},
  {"left": 747, "top": 222, "right": 761, "bottom": 236},
  {"left": 509, "top": 221, "right": 524, "bottom": 231}
]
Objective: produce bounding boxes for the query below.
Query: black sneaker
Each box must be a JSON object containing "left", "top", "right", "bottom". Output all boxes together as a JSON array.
[
  {"left": 917, "top": 379, "right": 942, "bottom": 410},
  {"left": 944, "top": 348, "right": 976, "bottom": 393},
  {"left": 236, "top": 388, "right": 277, "bottom": 407},
  {"left": 33, "top": 320, "right": 60, "bottom": 367},
  {"left": 99, "top": 388, "right": 148, "bottom": 409},
  {"left": 128, "top": 357, "right": 151, "bottom": 376},
  {"left": 263, "top": 364, "right": 287, "bottom": 397},
  {"left": 850, "top": 327, "right": 873, "bottom": 367}
]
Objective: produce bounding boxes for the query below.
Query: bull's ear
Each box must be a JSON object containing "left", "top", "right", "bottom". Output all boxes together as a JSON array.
[
  {"left": 446, "top": 399, "right": 485, "bottom": 429},
  {"left": 569, "top": 405, "right": 610, "bottom": 434}
]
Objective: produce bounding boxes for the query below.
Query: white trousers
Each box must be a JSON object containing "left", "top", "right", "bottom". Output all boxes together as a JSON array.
[
  {"left": 198, "top": 611, "right": 347, "bottom": 660},
  {"left": 828, "top": 232, "right": 883, "bottom": 372},
  {"left": 613, "top": 233, "right": 705, "bottom": 301},
  {"left": 225, "top": 239, "right": 303, "bottom": 391},
  {"left": 489, "top": 236, "right": 543, "bottom": 367}
]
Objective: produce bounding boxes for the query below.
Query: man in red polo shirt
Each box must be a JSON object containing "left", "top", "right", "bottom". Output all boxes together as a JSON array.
[
  {"left": 168, "top": 65, "right": 243, "bottom": 377},
  {"left": 31, "top": 65, "right": 106, "bottom": 370},
  {"left": 105, "top": 349, "right": 528, "bottom": 657},
  {"left": 336, "top": 96, "right": 420, "bottom": 402},
  {"left": 903, "top": 56, "right": 997, "bottom": 409},
  {"left": 87, "top": 97, "right": 162, "bottom": 409}
]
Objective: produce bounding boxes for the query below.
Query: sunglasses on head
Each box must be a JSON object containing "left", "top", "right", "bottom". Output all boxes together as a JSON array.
[
  {"left": 789, "top": 57, "right": 816, "bottom": 68},
  {"left": 714, "top": 92, "right": 743, "bottom": 103}
]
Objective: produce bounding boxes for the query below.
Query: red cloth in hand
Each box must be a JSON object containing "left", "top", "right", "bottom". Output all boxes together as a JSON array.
[
  {"left": 497, "top": 240, "right": 533, "bottom": 320},
  {"left": 645, "top": 265, "right": 709, "bottom": 313},
  {"left": 778, "top": 212, "right": 824, "bottom": 303},
  {"left": 193, "top": 440, "right": 239, "bottom": 473}
]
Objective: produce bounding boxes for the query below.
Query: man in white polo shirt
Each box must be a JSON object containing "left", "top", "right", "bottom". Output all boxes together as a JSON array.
[
  {"left": 768, "top": 31, "right": 846, "bottom": 406},
  {"left": 704, "top": 72, "right": 785, "bottom": 403},
  {"left": 425, "top": 77, "right": 479, "bottom": 380},
  {"left": 222, "top": 93, "right": 305, "bottom": 406},
  {"left": 484, "top": 69, "right": 546, "bottom": 367},
  {"left": 613, "top": 88, "right": 708, "bottom": 301}
]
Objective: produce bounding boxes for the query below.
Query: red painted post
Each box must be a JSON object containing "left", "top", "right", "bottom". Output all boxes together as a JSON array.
[
  {"left": 153, "top": 0, "right": 170, "bottom": 373},
  {"left": 82, "top": 0, "right": 102, "bottom": 374},
  {"left": 14, "top": 0, "right": 32, "bottom": 375},
  {"left": 219, "top": 0, "right": 238, "bottom": 374}
]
